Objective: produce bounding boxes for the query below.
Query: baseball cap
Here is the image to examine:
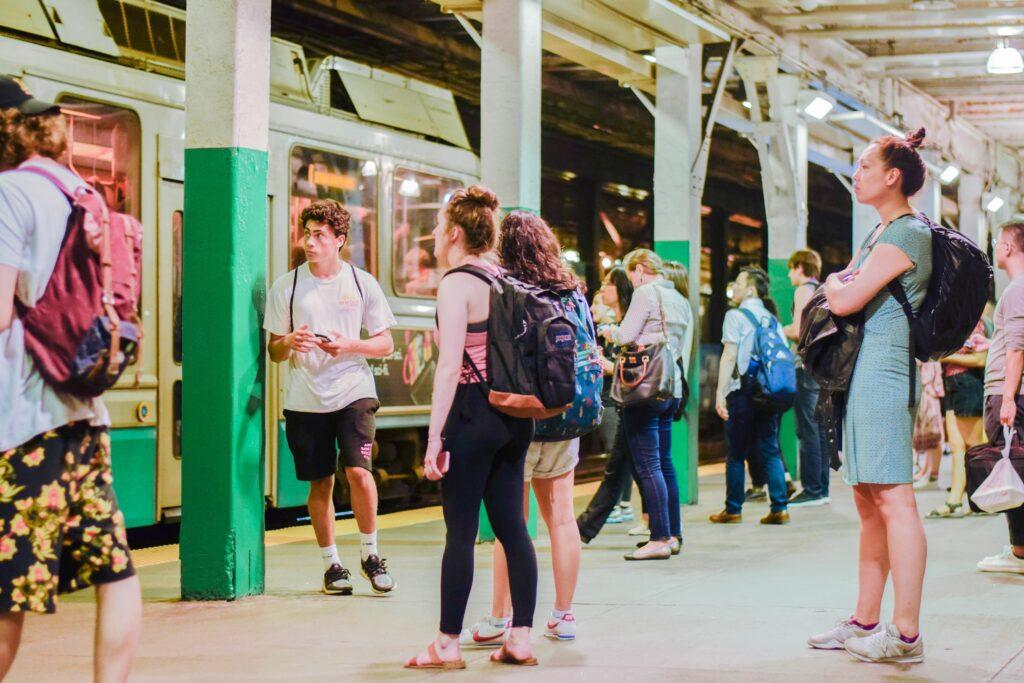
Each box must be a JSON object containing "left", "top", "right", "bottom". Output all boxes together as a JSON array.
[{"left": 0, "top": 75, "right": 60, "bottom": 116}]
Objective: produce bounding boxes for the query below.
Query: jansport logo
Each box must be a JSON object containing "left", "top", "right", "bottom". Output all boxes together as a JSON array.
[{"left": 554, "top": 333, "right": 574, "bottom": 348}]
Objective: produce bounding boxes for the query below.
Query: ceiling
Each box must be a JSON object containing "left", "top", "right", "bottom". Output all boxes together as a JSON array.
[{"left": 737, "top": 0, "right": 1024, "bottom": 149}]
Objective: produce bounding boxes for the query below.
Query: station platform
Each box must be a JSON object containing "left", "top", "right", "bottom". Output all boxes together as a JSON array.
[{"left": 9, "top": 467, "right": 1024, "bottom": 682}]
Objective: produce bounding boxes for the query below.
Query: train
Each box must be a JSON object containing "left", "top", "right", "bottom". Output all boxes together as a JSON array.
[{"left": 1, "top": 2, "right": 492, "bottom": 527}]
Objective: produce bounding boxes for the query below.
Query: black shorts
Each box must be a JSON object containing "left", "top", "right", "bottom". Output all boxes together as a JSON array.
[
  {"left": 941, "top": 370, "right": 984, "bottom": 418},
  {"left": 283, "top": 399, "right": 379, "bottom": 481}
]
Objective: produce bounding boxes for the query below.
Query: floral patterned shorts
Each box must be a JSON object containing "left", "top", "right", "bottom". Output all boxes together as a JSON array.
[{"left": 0, "top": 423, "right": 135, "bottom": 613}]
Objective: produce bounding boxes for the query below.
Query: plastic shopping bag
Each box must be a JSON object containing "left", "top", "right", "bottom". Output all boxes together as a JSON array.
[{"left": 971, "top": 426, "right": 1024, "bottom": 513}]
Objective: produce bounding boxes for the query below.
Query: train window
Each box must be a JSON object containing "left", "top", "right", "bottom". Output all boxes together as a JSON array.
[
  {"left": 57, "top": 97, "right": 141, "bottom": 219},
  {"left": 172, "top": 209, "right": 183, "bottom": 364},
  {"left": 289, "top": 146, "right": 377, "bottom": 273},
  {"left": 392, "top": 169, "right": 462, "bottom": 298}
]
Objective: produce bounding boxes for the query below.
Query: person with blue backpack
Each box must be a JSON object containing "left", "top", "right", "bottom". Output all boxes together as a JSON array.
[
  {"left": 600, "top": 249, "right": 691, "bottom": 561},
  {"left": 460, "top": 211, "right": 601, "bottom": 646},
  {"left": 711, "top": 266, "right": 795, "bottom": 526}
]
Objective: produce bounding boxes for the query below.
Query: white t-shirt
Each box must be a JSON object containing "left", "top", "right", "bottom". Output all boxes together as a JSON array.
[
  {"left": 722, "top": 297, "right": 786, "bottom": 395},
  {"left": 0, "top": 157, "right": 109, "bottom": 451},
  {"left": 264, "top": 261, "right": 397, "bottom": 413}
]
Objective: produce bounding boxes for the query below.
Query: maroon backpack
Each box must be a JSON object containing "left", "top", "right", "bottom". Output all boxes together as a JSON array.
[{"left": 13, "top": 164, "right": 143, "bottom": 398}]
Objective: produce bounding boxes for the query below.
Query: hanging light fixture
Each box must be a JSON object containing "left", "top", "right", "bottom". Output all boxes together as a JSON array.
[
  {"left": 939, "top": 164, "right": 960, "bottom": 184},
  {"left": 987, "top": 39, "right": 1024, "bottom": 75}
]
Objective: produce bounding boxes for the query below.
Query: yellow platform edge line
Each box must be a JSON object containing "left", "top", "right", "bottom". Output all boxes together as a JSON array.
[{"left": 132, "top": 462, "right": 727, "bottom": 569}]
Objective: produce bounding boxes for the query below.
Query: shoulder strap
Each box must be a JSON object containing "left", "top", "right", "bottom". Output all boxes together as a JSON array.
[
  {"left": 350, "top": 262, "right": 364, "bottom": 302},
  {"left": 653, "top": 285, "right": 670, "bottom": 344},
  {"left": 289, "top": 267, "right": 299, "bottom": 332},
  {"left": 18, "top": 165, "right": 74, "bottom": 200},
  {"left": 738, "top": 307, "right": 761, "bottom": 328}
]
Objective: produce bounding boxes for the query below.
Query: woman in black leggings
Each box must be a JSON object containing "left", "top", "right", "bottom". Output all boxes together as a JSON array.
[{"left": 406, "top": 186, "right": 538, "bottom": 670}]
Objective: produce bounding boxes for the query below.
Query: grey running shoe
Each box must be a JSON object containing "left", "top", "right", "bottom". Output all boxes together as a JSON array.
[
  {"left": 323, "top": 564, "right": 353, "bottom": 595},
  {"left": 807, "top": 617, "right": 881, "bottom": 650},
  {"left": 360, "top": 554, "right": 395, "bottom": 593},
  {"left": 845, "top": 624, "right": 924, "bottom": 664}
]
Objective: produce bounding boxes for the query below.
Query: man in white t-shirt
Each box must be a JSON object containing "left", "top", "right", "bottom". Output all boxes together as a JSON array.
[
  {"left": 0, "top": 76, "right": 140, "bottom": 679},
  {"left": 264, "top": 199, "right": 398, "bottom": 595}
]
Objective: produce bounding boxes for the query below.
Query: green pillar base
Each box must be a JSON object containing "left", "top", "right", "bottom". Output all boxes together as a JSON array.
[
  {"left": 767, "top": 258, "right": 799, "bottom": 479},
  {"left": 478, "top": 491, "right": 539, "bottom": 542},
  {"left": 180, "top": 146, "right": 268, "bottom": 600}
]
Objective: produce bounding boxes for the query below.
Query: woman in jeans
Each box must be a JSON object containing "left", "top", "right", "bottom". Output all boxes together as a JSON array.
[
  {"left": 406, "top": 186, "right": 538, "bottom": 669},
  {"left": 577, "top": 267, "right": 640, "bottom": 542},
  {"left": 600, "top": 249, "right": 690, "bottom": 561},
  {"left": 808, "top": 128, "right": 932, "bottom": 664}
]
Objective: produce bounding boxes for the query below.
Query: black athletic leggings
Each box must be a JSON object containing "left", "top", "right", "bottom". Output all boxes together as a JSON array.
[{"left": 439, "top": 383, "right": 537, "bottom": 635}]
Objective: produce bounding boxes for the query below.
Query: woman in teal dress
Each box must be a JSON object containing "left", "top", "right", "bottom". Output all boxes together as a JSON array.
[{"left": 806, "top": 128, "right": 932, "bottom": 665}]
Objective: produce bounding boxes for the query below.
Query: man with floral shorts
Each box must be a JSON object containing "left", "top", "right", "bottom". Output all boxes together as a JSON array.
[{"left": 0, "top": 76, "right": 140, "bottom": 680}]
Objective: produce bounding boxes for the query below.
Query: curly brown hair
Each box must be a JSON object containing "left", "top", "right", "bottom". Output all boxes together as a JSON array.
[
  {"left": 299, "top": 199, "right": 350, "bottom": 238},
  {"left": 445, "top": 185, "right": 499, "bottom": 254},
  {"left": 499, "top": 211, "right": 582, "bottom": 292},
  {"left": 0, "top": 110, "right": 67, "bottom": 170}
]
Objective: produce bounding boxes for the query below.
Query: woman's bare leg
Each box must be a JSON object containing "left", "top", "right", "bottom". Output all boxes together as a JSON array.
[{"left": 853, "top": 485, "right": 889, "bottom": 626}]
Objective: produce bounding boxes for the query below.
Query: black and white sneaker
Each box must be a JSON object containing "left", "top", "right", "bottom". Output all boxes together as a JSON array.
[
  {"left": 788, "top": 490, "right": 829, "bottom": 507},
  {"left": 323, "top": 564, "right": 353, "bottom": 595},
  {"left": 360, "top": 554, "right": 395, "bottom": 594}
]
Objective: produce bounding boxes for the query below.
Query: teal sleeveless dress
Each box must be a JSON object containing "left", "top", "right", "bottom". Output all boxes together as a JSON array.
[{"left": 843, "top": 215, "right": 933, "bottom": 485}]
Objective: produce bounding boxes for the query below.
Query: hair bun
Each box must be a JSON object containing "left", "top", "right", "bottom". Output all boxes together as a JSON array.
[
  {"left": 906, "top": 127, "right": 926, "bottom": 150},
  {"left": 466, "top": 185, "right": 500, "bottom": 212}
]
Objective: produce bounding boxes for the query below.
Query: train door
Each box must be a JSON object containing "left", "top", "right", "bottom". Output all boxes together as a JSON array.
[{"left": 156, "top": 178, "right": 184, "bottom": 516}]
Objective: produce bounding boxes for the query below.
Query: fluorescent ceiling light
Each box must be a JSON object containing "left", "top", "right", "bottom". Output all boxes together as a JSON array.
[
  {"left": 939, "top": 165, "right": 960, "bottom": 184},
  {"left": 398, "top": 178, "right": 420, "bottom": 197},
  {"left": 742, "top": 100, "right": 753, "bottom": 109},
  {"left": 803, "top": 95, "right": 834, "bottom": 120},
  {"left": 986, "top": 195, "right": 1005, "bottom": 213},
  {"left": 643, "top": 53, "right": 657, "bottom": 64},
  {"left": 987, "top": 40, "right": 1024, "bottom": 74}
]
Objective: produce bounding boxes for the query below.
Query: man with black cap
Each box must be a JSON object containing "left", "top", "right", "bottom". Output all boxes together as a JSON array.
[{"left": 0, "top": 75, "right": 141, "bottom": 681}]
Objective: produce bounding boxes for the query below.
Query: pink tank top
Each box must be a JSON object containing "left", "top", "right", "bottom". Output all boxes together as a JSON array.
[{"left": 461, "top": 320, "right": 488, "bottom": 384}]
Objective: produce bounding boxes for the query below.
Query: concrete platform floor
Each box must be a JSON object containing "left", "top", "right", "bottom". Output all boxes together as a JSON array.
[{"left": 8, "top": 468, "right": 1024, "bottom": 682}]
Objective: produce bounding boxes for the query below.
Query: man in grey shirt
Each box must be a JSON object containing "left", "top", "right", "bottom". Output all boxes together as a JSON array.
[{"left": 977, "top": 219, "right": 1024, "bottom": 574}]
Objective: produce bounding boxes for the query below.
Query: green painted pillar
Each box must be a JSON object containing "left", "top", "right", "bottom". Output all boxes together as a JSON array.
[
  {"left": 653, "top": 44, "right": 703, "bottom": 505},
  {"left": 768, "top": 258, "right": 799, "bottom": 478},
  {"left": 180, "top": 0, "right": 270, "bottom": 600}
]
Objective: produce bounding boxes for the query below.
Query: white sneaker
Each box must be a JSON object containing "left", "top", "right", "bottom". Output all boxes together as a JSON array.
[
  {"left": 977, "top": 545, "right": 1024, "bottom": 574},
  {"left": 545, "top": 611, "right": 576, "bottom": 641},
  {"left": 458, "top": 616, "right": 508, "bottom": 648},
  {"left": 844, "top": 624, "right": 924, "bottom": 664},
  {"left": 627, "top": 523, "right": 649, "bottom": 536},
  {"left": 807, "top": 617, "right": 882, "bottom": 650}
]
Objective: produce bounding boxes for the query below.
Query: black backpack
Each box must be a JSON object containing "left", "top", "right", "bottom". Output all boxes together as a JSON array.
[
  {"left": 889, "top": 213, "right": 993, "bottom": 406},
  {"left": 446, "top": 264, "right": 577, "bottom": 419}
]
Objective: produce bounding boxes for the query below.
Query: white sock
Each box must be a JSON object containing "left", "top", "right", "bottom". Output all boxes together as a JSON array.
[
  {"left": 320, "top": 544, "right": 341, "bottom": 571},
  {"left": 488, "top": 615, "right": 510, "bottom": 628},
  {"left": 551, "top": 608, "right": 570, "bottom": 620},
  {"left": 360, "top": 531, "right": 378, "bottom": 561}
]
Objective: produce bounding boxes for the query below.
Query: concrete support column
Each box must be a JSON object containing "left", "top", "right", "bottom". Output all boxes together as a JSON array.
[
  {"left": 181, "top": 0, "right": 270, "bottom": 600},
  {"left": 654, "top": 44, "right": 702, "bottom": 504},
  {"left": 480, "top": 0, "right": 541, "bottom": 213},
  {"left": 959, "top": 173, "right": 985, "bottom": 246},
  {"left": 917, "top": 172, "right": 942, "bottom": 224},
  {"left": 478, "top": 0, "right": 541, "bottom": 541},
  {"left": 737, "top": 59, "right": 807, "bottom": 477}
]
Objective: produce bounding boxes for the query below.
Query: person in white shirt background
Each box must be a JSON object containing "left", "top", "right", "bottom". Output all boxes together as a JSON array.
[{"left": 264, "top": 199, "right": 398, "bottom": 596}]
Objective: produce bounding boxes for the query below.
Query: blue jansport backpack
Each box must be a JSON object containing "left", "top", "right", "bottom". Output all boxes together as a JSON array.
[
  {"left": 738, "top": 308, "right": 796, "bottom": 413},
  {"left": 535, "top": 288, "right": 604, "bottom": 441}
]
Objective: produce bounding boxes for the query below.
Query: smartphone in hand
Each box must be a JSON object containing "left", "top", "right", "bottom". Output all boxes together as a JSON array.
[{"left": 314, "top": 333, "right": 331, "bottom": 343}]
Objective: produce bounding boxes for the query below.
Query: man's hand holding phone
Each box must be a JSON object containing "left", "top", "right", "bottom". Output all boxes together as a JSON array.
[
  {"left": 317, "top": 331, "right": 354, "bottom": 358},
  {"left": 286, "top": 325, "right": 318, "bottom": 353}
]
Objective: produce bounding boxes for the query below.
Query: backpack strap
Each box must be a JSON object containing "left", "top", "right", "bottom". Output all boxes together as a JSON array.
[
  {"left": 887, "top": 281, "right": 917, "bottom": 409},
  {"left": 444, "top": 263, "right": 499, "bottom": 287},
  {"left": 350, "top": 262, "right": 364, "bottom": 302},
  {"left": 289, "top": 267, "right": 299, "bottom": 332}
]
